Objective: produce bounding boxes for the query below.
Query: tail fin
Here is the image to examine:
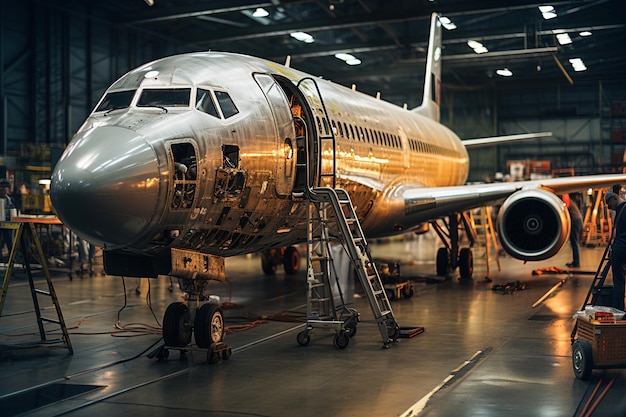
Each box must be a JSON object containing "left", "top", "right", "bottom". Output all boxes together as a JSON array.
[{"left": 413, "top": 13, "right": 442, "bottom": 122}]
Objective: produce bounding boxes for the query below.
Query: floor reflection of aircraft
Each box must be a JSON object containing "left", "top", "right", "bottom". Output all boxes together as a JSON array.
[{"left": 50, "top": 13, "right": 626, "bottom": 349}]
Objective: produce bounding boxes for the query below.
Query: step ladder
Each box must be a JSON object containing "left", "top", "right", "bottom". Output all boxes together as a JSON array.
[
  {"left": 582, "top": 189, "right": 612, "bottom": 247},
  {"left": 0, "top": 221, "right": 73, "bottom": 354},
  {"left": 570, "top": 241, "right": 613, "bottom": 343},
  {"left": 468, "top": 206, "right": 500, "bottom": 278},
  {"left": 299, "top": 187, "right": 400, "bottom": 349}
]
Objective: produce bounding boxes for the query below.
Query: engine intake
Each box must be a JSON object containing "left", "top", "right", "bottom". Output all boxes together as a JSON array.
[{"left": 497, "top": 189, "right": 571, "bottom": 261}]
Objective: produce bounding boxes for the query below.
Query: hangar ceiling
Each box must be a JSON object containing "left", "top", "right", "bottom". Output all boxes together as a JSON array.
[{"left": 100, "top": 0, "right": 626, "bottom": 107}]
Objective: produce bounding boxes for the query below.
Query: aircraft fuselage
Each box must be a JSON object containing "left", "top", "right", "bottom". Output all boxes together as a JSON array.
[{"left": 51, "top": 52, "right": 468, "bottom": 267}]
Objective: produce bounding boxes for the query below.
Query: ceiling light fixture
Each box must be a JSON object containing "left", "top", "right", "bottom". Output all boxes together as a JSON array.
[
  {"left": 144, "top": 0, "right": 154, "bottom": 5},
  {"left": 252, "top": 8, "right": 269, "bottom": 18},
  {"left": 539, "top": 5, "right": 557, "bottom": 20},
  {"left": 467, "top": 40, "right": 488, "bottom": 54},
  {"left": 290, "top": 32, "right": 314, "bottom": 43},
  {"left": 569, "top": 58, "right": 587, "bottom": 72},
  {"left": 439, "top": 16, "right": 457, "bottom": 30},
  {"left": 496, "top": 68, "right": 513, "bottom": 77},
  {"left": 556, "top": 33, "right": 572, "bottom": 45},
  {"left": 579, "top": 31, "right": 592, "bottom": 37},
  {"left": 335, "top": 53, "right": 361, "bottom": 66}
]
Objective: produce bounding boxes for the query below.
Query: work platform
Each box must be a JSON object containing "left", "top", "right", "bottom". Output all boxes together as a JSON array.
[{"left": 1, "top": 239, "right": 625, "bottom": 417}]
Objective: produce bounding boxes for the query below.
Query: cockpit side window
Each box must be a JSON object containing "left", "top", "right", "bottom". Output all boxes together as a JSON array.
[
  {"left": 138, "top": 88, "right": 191, "bottom": 108},
  {"left": 95, "top": 90, "right": 136, "bottom": 112},
  {"left": 195, "top": 88, "right": 219, "bottom": 118},
  {"left": 214, "top": 91, "right": 239, "bottom": 118}
]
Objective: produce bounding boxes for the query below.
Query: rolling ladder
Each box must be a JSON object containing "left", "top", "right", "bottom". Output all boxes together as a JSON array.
[
  {"left": 570, "top": 239, "right": 613, "bottom": 342},
  {"left": 297, "top": 187, "right": 400, "bottom": 349}
]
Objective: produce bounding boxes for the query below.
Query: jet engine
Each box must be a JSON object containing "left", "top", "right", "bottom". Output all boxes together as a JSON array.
[{"left": 497, "top": 189, "right": 571, "bottom": 261}]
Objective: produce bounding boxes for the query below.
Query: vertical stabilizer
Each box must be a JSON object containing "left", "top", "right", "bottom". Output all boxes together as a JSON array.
[{"left": 413, "top": 13, "right": 442, "bottom": 122}]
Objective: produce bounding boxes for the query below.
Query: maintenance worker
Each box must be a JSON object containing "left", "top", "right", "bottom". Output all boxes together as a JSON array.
[
  {"left": 606, "top": 190, "right": 626, "bottom": 310},
  {"left": 563, "top": 193, "right": 583, "bottom": 268},
  {"left": 0, "top": 178, "right": 16, "bottom": 260}
]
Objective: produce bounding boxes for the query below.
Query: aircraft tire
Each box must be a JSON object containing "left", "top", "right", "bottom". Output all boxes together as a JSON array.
[
  {"left": 459, "top": 248, "right": 473, "bottom": 279},
  {"left": 261, "top": 250, "right": 277, "bottom": 275},
  {"left": 194, "top": 303, "right": 225, "bottom": 348},
  {"left": 163, "top": 302, "right": 192, "bottom": 347},
  {"left": 283, "top": 246, "right": 300, "bottom": 275},
  {"left": 436, "top": 247, "right": 449, "bottom": 276}
]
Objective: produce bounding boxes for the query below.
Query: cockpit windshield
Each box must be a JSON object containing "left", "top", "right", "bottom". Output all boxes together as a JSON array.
[
  {"left": 95, "top": 90, "right": 136, "bottom": 112},
  {"left": 137, "top": 88, "right": 191, "bottom": 108}
]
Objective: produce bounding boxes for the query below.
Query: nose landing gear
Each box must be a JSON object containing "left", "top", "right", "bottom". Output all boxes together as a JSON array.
[{"left": 153, "top": 277, "right": 231, "bottom": 364}]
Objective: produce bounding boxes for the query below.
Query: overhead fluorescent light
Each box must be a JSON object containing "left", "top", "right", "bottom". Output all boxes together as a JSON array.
[
  {"left": 290, "top": 32, "right": 314, "bottom": 43},
  {"left": 467, "top": 40, "right": 488, "bottom": 54},
  {"left": 335, "top": 53, "right": 361, "bottom": 66},
  {"left": 252, "top": 8, "right": 269, "bottom": 18},
  {"left": 439, "top": 16, "right": 457, "bottom": 30},
  {"left": 569, "top": 58, "right": 587, "bottom": 71},
  {"left": 335, "top": 53, "right": 355, "bottom": 61},
  {"left": 579, "top": 31, "right": 592, "bottom": 37},
  {"left": 496, "top": 68, "right": 513, "bottom": 77},
  {"left": 556, "top": 33, "right": 572, "bottom": 45},
  {"left": 539, "top": 5, "right": 557, "bottom": 20}
]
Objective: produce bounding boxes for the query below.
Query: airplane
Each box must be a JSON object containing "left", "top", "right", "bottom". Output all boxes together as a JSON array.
[{"left": 50, "top": 13, "right": 626, "bottom": 350}]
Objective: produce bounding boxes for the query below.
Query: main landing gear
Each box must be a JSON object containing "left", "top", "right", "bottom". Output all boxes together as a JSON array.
[
  {"left": 261, "top": 246, "right": 301, "bottom": 275},
  {"left": 153, "top": 277, "right": 232, "bottom": 364},
  {"left": 432, "top": 213, "right": 474, "bottom": 280}
]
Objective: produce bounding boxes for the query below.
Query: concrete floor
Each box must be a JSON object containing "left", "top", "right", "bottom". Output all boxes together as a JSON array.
[{"left": 1, "top": 231, "right": 625, "bottom": 417}]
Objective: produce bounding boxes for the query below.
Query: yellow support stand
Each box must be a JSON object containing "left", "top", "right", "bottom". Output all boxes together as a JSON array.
[
  {"left": 582, "top": 189, "right": 612, "bottom": 247},
  {"left": 0, "top": 221, "right": 73, "bottom": 354},
  {"left": 468, "top": 206, "right": 501, "bottom": 279}
]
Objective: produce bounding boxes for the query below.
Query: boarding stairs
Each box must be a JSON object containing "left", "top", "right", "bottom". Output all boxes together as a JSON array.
[
  {"left": 293, "top": 76, "right": 399, "bottom": 348},
  {"left": 299, "top": 187, "right": 400, "bottom": 349}
]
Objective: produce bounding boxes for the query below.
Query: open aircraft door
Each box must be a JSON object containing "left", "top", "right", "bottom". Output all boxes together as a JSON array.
[{"left": 253, "top": 73, "right": 297, "bottom": 196}]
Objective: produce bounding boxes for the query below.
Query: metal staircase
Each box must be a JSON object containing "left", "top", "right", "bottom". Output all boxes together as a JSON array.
[
  {"left": 292, "top": 76, "right": 400, "bottom": 348},
  {"left": 297, "top": 187, "right": 400, "bottom": 349}
]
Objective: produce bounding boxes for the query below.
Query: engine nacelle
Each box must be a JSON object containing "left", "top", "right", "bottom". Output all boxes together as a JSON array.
[{"left": 497, "top": 189, "right": 571, "bottom": 261}]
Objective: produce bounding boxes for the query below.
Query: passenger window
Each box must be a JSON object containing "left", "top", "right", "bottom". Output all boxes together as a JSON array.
[
  {"left": 196, "top": 89, "right": 219, "bottom": 118},
  {"left": 214, "top": 91, "right": 239, "bottom": 118}
]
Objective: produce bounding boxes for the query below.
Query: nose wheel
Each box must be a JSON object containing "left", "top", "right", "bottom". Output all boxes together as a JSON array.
[{"left": 158, "top": 278, "right": 231, "bottom": 364}]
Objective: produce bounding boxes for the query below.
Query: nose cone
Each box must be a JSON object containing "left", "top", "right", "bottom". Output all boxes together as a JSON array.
[{"left": 51, "top": 126, "right": 161, "bottom": 249}]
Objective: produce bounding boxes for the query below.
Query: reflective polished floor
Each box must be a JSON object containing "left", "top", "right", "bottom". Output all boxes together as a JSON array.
[{"left": 1, "top": 231, "right": 625, "bottom": 417}]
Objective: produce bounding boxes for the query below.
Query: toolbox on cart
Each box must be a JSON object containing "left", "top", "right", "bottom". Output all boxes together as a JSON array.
[{"left": 570, "top": 239, "right": 626, "bottom": 379}]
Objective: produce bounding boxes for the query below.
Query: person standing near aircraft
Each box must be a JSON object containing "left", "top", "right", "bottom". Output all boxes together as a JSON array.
[
  {"left": 563, "top": 193, "right": 583, "bottom": 268},
  {"left": 606, "top": 191, "right": 626, "bottom": 310},
  {"left": 0, "top": 178, "right": 16, "bottom": 260}
]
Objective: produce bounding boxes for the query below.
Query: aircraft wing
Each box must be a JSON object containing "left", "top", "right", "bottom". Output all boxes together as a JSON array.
[
  {"left": 397, "top": 173, "right": 626, "bottom": 262},
  {"left": 462, "top": 132, "right": 552, "bottom": 148},
  {"left": 401, "top": 173, "right": 626, "bottom": 218}
]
